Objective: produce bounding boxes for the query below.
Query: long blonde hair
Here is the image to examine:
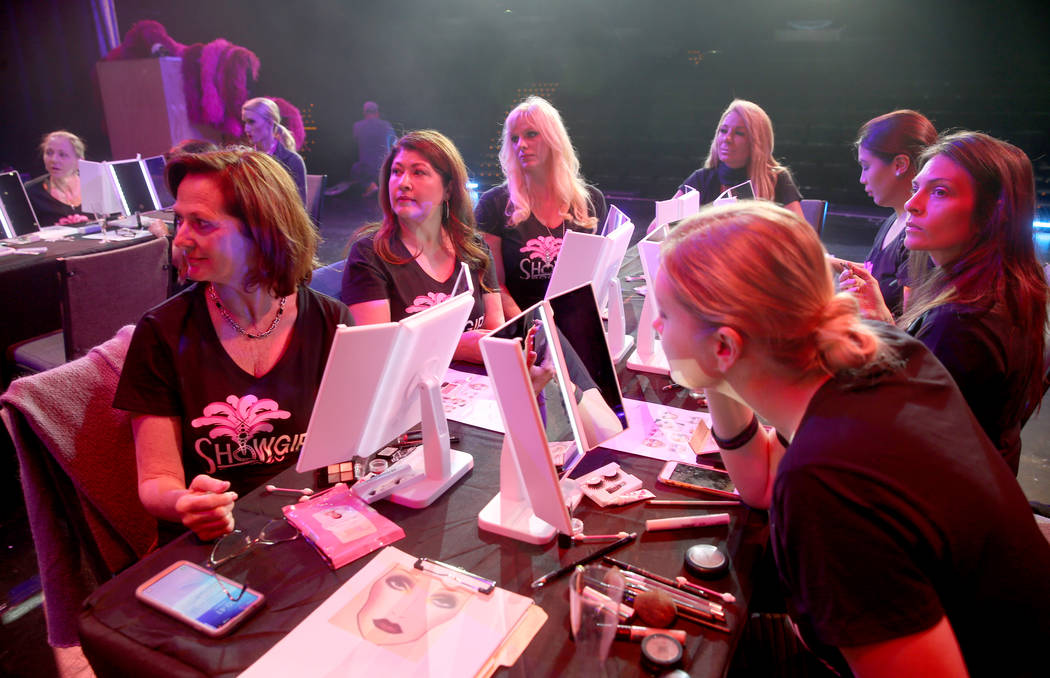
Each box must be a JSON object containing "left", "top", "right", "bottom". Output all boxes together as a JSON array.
[
  {"left": 703, "top": 99, "right": 791, "bottom": 202},
  {"left": 498, "top": 96, "right": 597, "bottom": 231},
  {"left": 242, "top": 97, "right": 296, "bottom": 152},
  {"left": 661, "top": 202, "right": 892, "bottom": 377}
]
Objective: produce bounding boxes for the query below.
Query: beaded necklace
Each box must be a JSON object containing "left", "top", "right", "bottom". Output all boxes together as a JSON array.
[{"left": 207, "top": 284, "right": 287, "bottom": 339}]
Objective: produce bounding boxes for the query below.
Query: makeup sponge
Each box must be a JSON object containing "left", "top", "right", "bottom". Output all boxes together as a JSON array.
[{"left": 633, "top": 589, "right": 677, "bottom": 627}]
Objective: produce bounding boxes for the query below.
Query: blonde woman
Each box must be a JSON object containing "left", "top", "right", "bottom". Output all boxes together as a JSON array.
[
  {"left": 25, "top": 130, "right": 91, "bottom": 225},
  {"left": 241, "top": 97, "right": 307, "bottom": 203},
  {"left": 475, "top": 96, "right": 607, "bottom": 317},
  {"left": 654, "top": 200, "right": 1049, "bottom": 676},
  {"left": 649, "top": 100, "right": 802, "bottom": 233}
]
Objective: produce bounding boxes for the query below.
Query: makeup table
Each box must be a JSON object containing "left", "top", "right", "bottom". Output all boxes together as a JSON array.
[
  {"left": 0, "top": 227, "right": 158, "bottom": 384},
  {"left": 78, "top": 421, "right": 767, "bottom": 678},
  {"left": 76, "top": 247, "right": 770, "bottom": 676}
]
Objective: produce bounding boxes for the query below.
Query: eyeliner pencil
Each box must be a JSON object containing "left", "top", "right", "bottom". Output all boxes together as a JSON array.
[{"left": 531, "top": 532, "right": 637, "bottom": 589}]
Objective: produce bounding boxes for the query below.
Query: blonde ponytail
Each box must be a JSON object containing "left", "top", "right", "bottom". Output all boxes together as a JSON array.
[
  {"left": 275, "top": 123, "right": 296, "bottom": 152},
  {"left": 813, "top": 294, "right": 883, "bottom": 375}
]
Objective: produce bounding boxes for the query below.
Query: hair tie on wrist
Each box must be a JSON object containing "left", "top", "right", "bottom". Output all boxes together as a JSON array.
[
  {"left": 711, "top": 414, "right": 760, "bottom": 450},
  {"left": 776, "top": 431, "right": 791, "bottom": 449}
]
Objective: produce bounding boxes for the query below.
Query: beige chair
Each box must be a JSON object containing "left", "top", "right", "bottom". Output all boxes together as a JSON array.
[
  {"left": 1, "top": 326, "right": 158, "bottom": 647},
  {"left": 9, "top": 237, "right": 170, "bottom": 375},
  {"left": 800, "top": 199, "right": 828, "bottom": 236},
  {"left": 306, "top": 173, "right": 327, "bottom": 228}
]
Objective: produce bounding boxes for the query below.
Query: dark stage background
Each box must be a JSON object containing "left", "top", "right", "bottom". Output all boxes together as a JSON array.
[{"left": 3, "top": 0, "right": 1049, "bottom": 208}]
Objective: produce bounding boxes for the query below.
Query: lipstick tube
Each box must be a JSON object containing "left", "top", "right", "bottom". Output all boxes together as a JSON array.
[{"left": 645, "top": 513, "right": 730, "bottom": 532}]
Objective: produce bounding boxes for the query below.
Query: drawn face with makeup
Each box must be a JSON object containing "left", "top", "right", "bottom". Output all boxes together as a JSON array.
[{"left": 356, "top": 564, "right": 470, "bottom": 645}]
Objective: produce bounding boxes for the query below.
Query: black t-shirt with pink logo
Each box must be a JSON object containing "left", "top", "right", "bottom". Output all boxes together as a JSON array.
[
  {"left": 475, "top": 184, "right": 608, "bottom": 310},
  {"left": 113, "top": 284, "right": 352, "bottom": 497},
  {"left": 340, "top": 231, "right": 497, "bottom": 329}
]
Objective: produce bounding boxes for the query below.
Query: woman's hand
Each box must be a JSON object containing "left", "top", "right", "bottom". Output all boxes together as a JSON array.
[
  {"left": 174, "top": 475, "right": 237, "bottom": 541},
  {"left": 57, "top": 214, "right": 89, "bottom": 225},
  {"left": 839, "top": 262, "right": 895, "bottom": 323},
  {"left": 454, "top": 329, "right": 491, "bottom": 363},
  {"left": 525, "top": 322, "right": 555, "bottom": 395}
]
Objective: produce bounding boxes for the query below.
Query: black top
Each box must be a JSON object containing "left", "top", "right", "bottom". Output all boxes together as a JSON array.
[
  {"left": 272, "top": 144, "right": 307, "bottom": 204},
  {"left": 113, "top": 284, "right": 352, "bottom": 496},
  {"left": 773, "top": 325, "right": 1050, "bottom": 676},
  {"left": 25, "top": 174, "right": 91, "bottom": 226},
  {"left": 340, "top": 231, "right": 497, "bottom": 330},
  {"left": 474, "top": 183, "right": 608, "bottom": 310},
  {"left": 677, "top": 164, "right": 802, "bottom": 206},
  {"left": 865, "top": 213, "right": 909, "bottom": 317},
  {"left": 907, "top": 302, "right": 1034, "bottom": 475}
]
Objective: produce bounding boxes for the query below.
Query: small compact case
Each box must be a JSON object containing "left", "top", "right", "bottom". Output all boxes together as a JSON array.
[{"left": 575, "top": 462, "right": 644, "bottom": 507}]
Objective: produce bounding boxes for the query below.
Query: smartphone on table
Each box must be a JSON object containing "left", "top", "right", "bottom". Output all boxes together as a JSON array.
[
  {"left": 657, "top": 460, "right": 738, "bottom": 499},
  {"left": 135, "top": 560, "right": 265, "bottom": 637}
]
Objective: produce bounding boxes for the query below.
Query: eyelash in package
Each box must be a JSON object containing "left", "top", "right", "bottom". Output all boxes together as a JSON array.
[{"left": 575, "top": 462, "right": 645, "bottom": 507}]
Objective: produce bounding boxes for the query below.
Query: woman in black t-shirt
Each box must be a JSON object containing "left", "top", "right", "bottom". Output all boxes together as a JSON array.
[
  {"left": 341, "top": 130, "right": 502, "bottom": 363},
  {"left": 653, "top": 200, "right": 1050, "bottom": 676},
  {"left": 648, "top": 99, "right": 802, "bottom": 233},
  {"left": 475, "top": 97, "right": 607, "bottom": 316},
  {"left": 25, "top": 130, "right": 92, "bottom": 226},
  {"left": 837, "top": 110, "right": 936, "bottom": 318},
  {"left": 848, "top": 131, "right": 1048, "bottom": 475},
  {"left": 114, "top": 149, "right": 350, "bottom": 541},
  {"left": 241, "top": 97, "right": 307, "bottom": 204}
]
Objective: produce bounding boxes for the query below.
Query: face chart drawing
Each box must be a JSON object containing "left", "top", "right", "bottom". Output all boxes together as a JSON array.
[{"left": 356, "top": 564, "right": 471, "bottom": 645}]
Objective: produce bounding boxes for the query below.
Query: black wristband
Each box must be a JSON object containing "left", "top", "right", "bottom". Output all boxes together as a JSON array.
[
  {"left": 776, "top": 431, "right": 791, "bottom": 448},
  {"left": 711, "top": 414, "right": 760, "bottom": 450}
]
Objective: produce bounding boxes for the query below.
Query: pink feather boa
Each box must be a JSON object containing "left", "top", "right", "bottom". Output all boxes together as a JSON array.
[
  {"left": 218, "top": 46, "right": 261, "bottom": 138},
  {"left": 198, "top": 39, "right": 232, "bottom": 128},
  {"left": 102, "top": 21, "right": 305, "bottom": 149},
  {"left": 102, "top": 20, "right": 185, "bottom": 61}
]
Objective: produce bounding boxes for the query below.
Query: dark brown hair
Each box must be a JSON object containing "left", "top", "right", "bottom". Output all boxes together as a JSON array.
[
  {"left": 900, "top": 131, "right": 1047, "bottom": 409},
  {"left": 167, "top": 148, "right": 319, "bottom": 297},
  {"left": 366, "top": 130, "right": 493, "bottom": 292},
  {"left": 855, "top": 110, "right": 937, "bottom": 173}
]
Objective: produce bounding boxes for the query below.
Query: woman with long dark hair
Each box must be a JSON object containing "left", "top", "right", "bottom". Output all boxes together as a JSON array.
[
  {"left": 849, "top": 131, "right": 1048, "bottom": 474},
  {"left": 340, "top": 130, "right": 502, "bottom": 363},
  {"left": 840, "top": 110, "right": 937, "bottom": 317}
]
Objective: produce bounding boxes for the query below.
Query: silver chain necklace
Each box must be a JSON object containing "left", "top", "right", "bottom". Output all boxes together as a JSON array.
[{"left": 207, "top": 284, "right": 287, "bottom": 339}]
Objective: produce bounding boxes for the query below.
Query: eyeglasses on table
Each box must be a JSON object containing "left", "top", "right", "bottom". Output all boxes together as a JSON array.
[{"left": 208, "top": 518, "right": 299, "bottom": 601}]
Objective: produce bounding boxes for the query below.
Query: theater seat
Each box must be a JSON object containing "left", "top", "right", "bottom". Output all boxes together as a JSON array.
[
  {"left": 800, "top": 199, "right": 828, "bottom": 235},
  {"left": 8, "top": 237, "right": 170, "bottom": 376},
  {"left": 306, "top": 174, "right": 327, "bottom": 229}
]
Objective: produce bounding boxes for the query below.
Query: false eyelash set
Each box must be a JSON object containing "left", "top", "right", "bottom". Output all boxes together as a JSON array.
[{"left": 575, "top": 462, "right": 652, "bottom": 508}]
